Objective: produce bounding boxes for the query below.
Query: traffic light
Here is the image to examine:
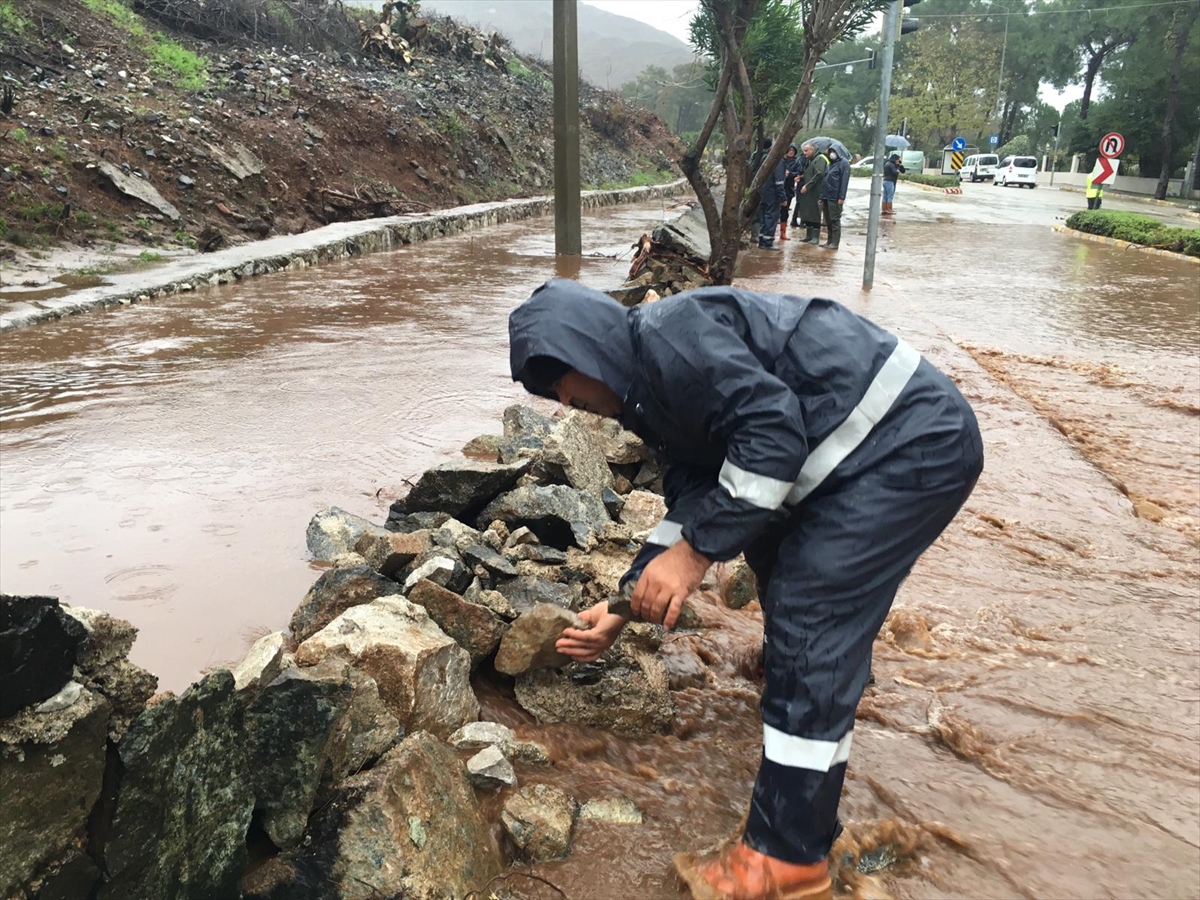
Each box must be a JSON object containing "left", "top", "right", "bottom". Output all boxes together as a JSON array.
[{"left": 900, "top": 0, "right": 921, "bottom": 37}]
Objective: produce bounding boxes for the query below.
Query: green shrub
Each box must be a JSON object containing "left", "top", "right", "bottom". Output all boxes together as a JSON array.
[
  {"left": 151, "top": 38, "right": 209, "bottom": 90},
  {"left": 9, "top": 127, "right": 27, "bottom": 143},
  {"left": 1065, "top": 210, "right": 1200, "bottom": 258},
  {"left": 80, "top": 0, "right": 147, "bottom": 37},
  {"left": 0, "top": 0, "right": 29, "bottom": 36},
  {"left": 138, "top": 250, "right": 163, "bottom": 262}
]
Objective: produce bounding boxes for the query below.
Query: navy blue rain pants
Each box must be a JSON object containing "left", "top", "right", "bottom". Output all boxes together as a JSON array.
[
  {"left": 741, "top": 362, "right": 984, "bottom": 864},
  {"left": 759, "top": 184, "right": 781, "bottom": 247}
]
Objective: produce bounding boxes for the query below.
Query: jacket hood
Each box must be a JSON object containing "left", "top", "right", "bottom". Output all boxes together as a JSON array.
[{"left": 509, "top": 279, "right": 636, "bottom": 401}]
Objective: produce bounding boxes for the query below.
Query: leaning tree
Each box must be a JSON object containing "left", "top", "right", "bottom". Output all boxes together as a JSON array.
[{"left": 678, "top": 0, "right": 890, "bottom": 285}]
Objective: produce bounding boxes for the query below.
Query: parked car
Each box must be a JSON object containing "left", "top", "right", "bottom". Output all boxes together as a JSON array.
[
  {"left": 994, "top": 156, "right": 1038, "bottom": 188},
  {"left": 959, "top": 153, "right": 999, "bottom": 182},
  {"left": 900, "top": 150, "right": 925, "bottom": 172},
  {"left": 851, "top": 156, "right": 875, "bottom": 170}
]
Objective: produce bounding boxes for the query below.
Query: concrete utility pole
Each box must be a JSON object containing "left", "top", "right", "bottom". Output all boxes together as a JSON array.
[
  {"left": 553, "top": 0, "right": 581, "bottom": 256},
  {"left": 863, "top": 0, "right": 901, "bottom": 290}
]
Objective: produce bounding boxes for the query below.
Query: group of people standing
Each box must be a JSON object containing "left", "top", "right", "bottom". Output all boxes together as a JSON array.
[{"left": 753, "top": 139, "right": 907, "bottom": 251}]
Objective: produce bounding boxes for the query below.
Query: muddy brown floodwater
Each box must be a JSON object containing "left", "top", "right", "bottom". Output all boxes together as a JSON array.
[{"left": 2, "top": 185, "right": 1198, "bottom": 899}]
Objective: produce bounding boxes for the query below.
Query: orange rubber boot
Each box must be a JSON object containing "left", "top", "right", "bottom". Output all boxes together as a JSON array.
[
  {"left": 675, "top": 841, "right": 832, "bottom": 900},
  {"left": 779, "top": 221, "right": 789, "bottom": 241}
]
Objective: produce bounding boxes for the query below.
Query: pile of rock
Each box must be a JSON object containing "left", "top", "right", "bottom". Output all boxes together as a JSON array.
[
  {"left": 1, "top": 402, "right": 740, "bottom": 898},
  {"left": 610, "top": 200, "right": 714, "bottom": 306}
]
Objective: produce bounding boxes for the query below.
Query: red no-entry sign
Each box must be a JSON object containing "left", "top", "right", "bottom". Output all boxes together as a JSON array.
[{"left": 1099, "top": 132, "right": 1125, "bottom": 159}]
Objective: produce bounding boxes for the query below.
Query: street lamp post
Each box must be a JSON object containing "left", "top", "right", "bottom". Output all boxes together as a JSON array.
[{"left": 862, "top": 0, "right": 901, "bottom": 290}]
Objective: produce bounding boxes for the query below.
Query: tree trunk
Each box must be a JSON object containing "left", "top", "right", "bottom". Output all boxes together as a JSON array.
[
  {"left": 1001, "top": 100, "right": 1019, "bottom": 147},
  {"left": 1079, "top": 41, "right": 1112, "bottom": 122},
  {"left": 678, "top": 53, "right": 734, "bottom": 267},
  {"left": 1156, "top": 3, "right": 1198, "bottom": 199}
]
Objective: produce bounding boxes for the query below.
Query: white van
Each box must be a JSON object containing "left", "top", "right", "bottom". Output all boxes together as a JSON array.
[
  {"left": 994, "top": 156, "right": 1038, "bottom": 188},
  {"left": 959, "top": 154, "right": 999, "bottom": 182}
]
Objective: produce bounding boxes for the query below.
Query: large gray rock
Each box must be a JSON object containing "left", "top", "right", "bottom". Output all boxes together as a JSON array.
[
  {"left": 540, "top": 410, "right": 614, "bottom": 495},
  {"left": 61, "top": 604, "right": 137, "bottom": 672},
  {"left": 353, "top": 526, "right": 430, "bottom": 579},
  {"left": 462, "top": 543, "right": 518, "bottom": 578},
  {"left": 0, "top": 595, "right": 87, "bottom": 718},
  {"left": 246, "top": 661, "right": 354, "bottom": 849},
  {"left": 590, "top": 417, "right": 649, "bottom": 465},
  {"left": 95, "top": 159, "right": 181, "bottom": 220},
  {"left": 245, "top": 733, "right": 502, "bottom": 900},
  {"left": 86, "top": 658, "right": 158, "bottom": 741},
  {"left": 0, "top": 686, "right": 109, "bottom": 897},
  {"left": 290, "top": 564, "right": 400, "bottom": 643},
  {"left": 295, "top": 597, "right": 478, "bottom": 739},
  {"left": 514, "top": 648, "right": 674, "bottom": 737},
  {"left": 400, "top": 459, "right": 530, "bottom": 519},
  {"left": 406, "top": 579, "right": 504, "bottom": 666},
  {"left": 233, "top": 631, "right": 287, "bottom": 691},
  {"left": 652, "top": 201, "right": 711, "bottom": 264},
  {"left": 305, "top": 507, "right": 375, "bottom": 562},
  {"left": 58, "top": 603, "right": 156, "bottom": 740},
  {"left": 448, "top": 721, "right": 552, "bottom": 766},
  {"left": 467, "top": 745, "right": 516, "bottom": 788},
  {"left": 580, "top": 797, "right": 643, "bottom": 825},
  {"left": 476, "top": 484, "right": 611, "bottom": 550},
  {"left": 494, "top": 575, "right": 579, "bottom": 615},
  {"left": 101, "top": 672, "right": 252, "bottom": 900},
  {"left": 499, "top": 405, "right": 557, "bottom": 462},
  {"left": 402, "top": 553, "right": 471, "bottom": 594},
  {"left": 618, "top": 490, "right": 667, "bottom": 535},
  {"left": 337, "top": 668, "right": 403, "bottom": 779},
  {"left": 501, "top": 783, "right": 578, "bottom": 862},
  {"left": 495, "top": 604, "right": 585, "bottom": 675},
  {"left": 384, "top": 509, "right": 450, "bottom": 534}
]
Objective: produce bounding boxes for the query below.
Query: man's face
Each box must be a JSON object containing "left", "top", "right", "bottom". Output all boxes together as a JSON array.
[
  {"left": 553, "top": 369, "right": 623, "bottom": 418},
  {"left": 786, "top": 148, "right": 796, "bottom": 159},
  {"left": 802, "top": 145, "right": 814, "bottom": 159}
]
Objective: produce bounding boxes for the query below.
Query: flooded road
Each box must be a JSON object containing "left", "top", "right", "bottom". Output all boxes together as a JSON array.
[
  {"left": 0, "top": 202, "right": 673, "bottom": 685},
  {"left": 2, "top": 184, "right": 1198, "bottom": 899}
]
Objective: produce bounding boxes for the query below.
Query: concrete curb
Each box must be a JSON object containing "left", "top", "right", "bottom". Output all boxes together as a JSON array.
[
  {"left": 1051, "top": 224, "right": 1200, "bottom": 263},
  {"left": 0, "top": 179, "right": 692, "bottom": 332}
]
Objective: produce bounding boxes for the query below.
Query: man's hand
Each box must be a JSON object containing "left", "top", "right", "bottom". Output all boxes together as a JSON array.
[
  {"left": 800, "top": 185, "right": 807, "bottom": 194},
  {"left": 631, "top": 541, "right": 711, "bottom": 629},
  {"left": 556, "top": 601, "right": 626, "bottom": 663},
  {"left": 838, "top": 199, "right": 844, "bottom": 206}
]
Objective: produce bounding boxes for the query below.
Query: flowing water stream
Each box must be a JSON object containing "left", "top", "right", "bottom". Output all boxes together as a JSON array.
[{"left": 1, "top": 187, "right": 1197, "bottom": 898}]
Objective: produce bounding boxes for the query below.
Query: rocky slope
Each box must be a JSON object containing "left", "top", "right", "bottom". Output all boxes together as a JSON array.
[{"left": 0, "top": 0, "right": 680, "bottom": 276}]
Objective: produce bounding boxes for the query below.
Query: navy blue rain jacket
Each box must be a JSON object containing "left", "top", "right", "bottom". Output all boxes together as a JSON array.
[
  {"left": 509, "top": 281, "right": 949, "bottom": 586},
  {"left": 819, "top": 157, "right": 850, "bottom": 202}
]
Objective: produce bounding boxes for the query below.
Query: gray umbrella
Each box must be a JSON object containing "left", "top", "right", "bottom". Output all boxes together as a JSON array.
[{"left": 804, "top": 136, "right": 852, "bottom": 160}]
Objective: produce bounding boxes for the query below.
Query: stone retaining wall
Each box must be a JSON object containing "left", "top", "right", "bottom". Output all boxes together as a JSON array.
[{"left": 0, "top": 179, "right": 692, "bottom": 333}]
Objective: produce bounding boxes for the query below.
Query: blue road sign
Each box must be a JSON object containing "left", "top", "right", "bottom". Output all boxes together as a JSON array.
[
  {"left": 951, "top": 137, "right": 967, "bottom": 151},
  {"left": 988, "top": 134, "right": 999, "bottom": 146}
]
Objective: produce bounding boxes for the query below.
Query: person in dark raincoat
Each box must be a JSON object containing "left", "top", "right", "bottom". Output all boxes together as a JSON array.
[
  {"left": 752, "top": 138, "right": 787, "bottom": 250},
  {"left": 817, "top": 146, "right": 850, "bottom": 250},
  {"left": 795, "top": 142, "right": 828, "bottom": 244},
  {"left": 883, "top": 153, "right": 905, "bottom": 216},
  {"left": 778, "top": 143, "right": 801, "bottom": 241},
  {"left": 508, "top": 280, "right": 984, "bottom": 900}
]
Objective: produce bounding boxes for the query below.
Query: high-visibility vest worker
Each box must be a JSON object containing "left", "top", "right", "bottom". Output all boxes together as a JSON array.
[{"left": 1085, "top": 173, "right": 1104, "bottom": 209}]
